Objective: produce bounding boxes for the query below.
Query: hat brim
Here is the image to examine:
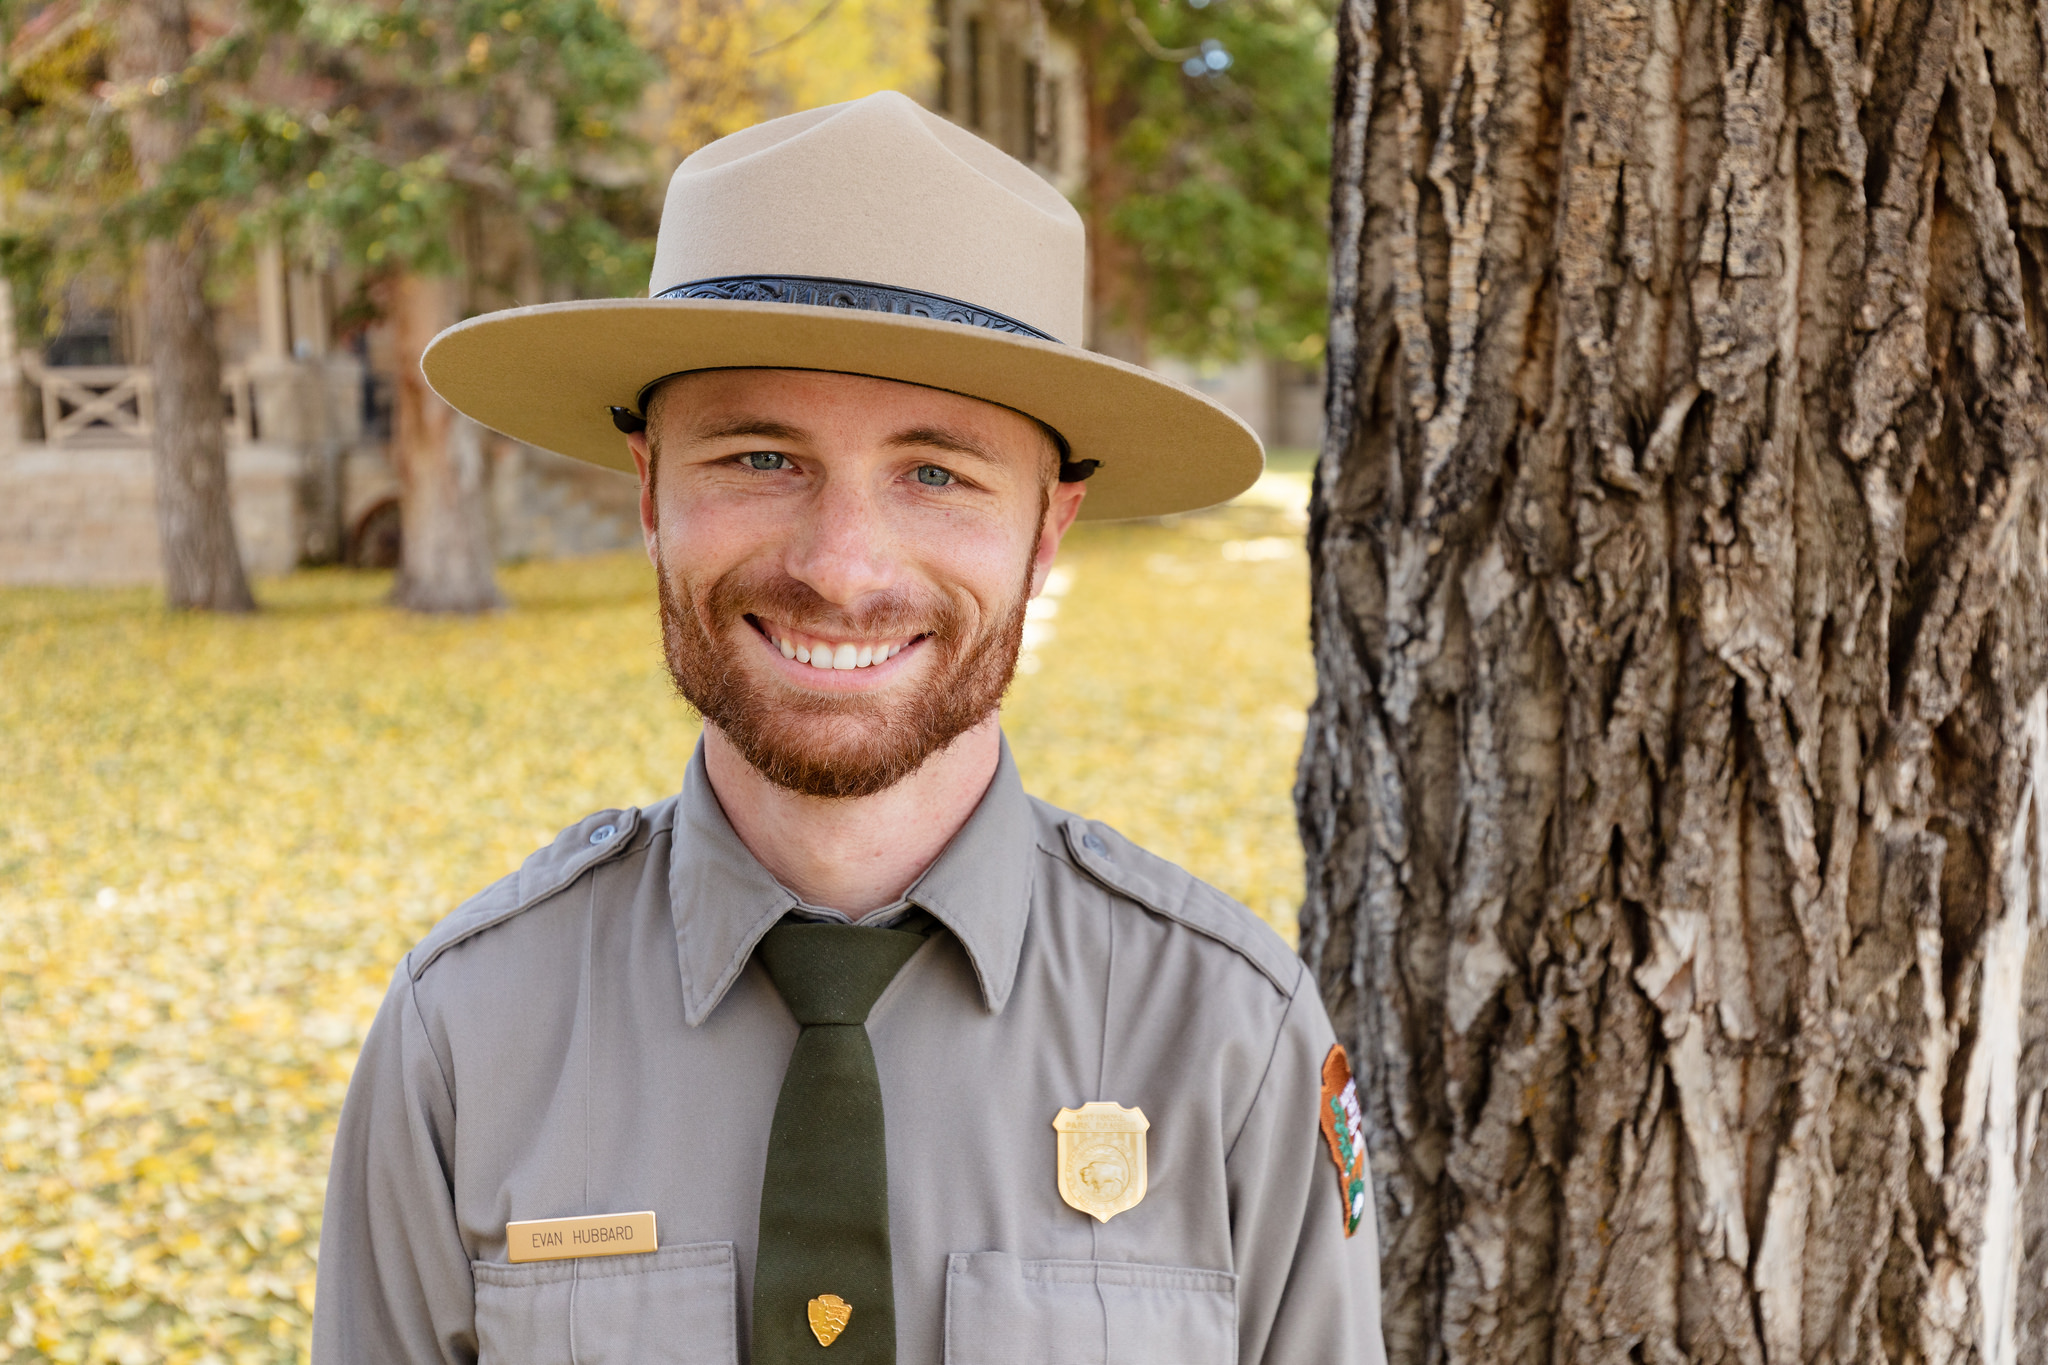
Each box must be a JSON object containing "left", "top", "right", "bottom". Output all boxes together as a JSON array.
[{"left": 420, "top": 298, "right": 1263, "bottom": 521}]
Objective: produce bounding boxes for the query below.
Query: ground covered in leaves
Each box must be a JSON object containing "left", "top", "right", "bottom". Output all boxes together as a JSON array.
[{"left": 0, "top": 472, "right": 1311, "bottom": 1362}]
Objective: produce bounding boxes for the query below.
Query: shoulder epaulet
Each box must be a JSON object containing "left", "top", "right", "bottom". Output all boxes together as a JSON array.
[
  {"left": 1057, "top": 815, "right": 1301, "bottom": 997},
  {"left": 407, "top": 806, "right": 645, "bottom": 980}
]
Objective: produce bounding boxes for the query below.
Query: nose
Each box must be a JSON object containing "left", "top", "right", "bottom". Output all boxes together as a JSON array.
[{"left": 782, "top": 476, "right": 898, "bottom": 606}]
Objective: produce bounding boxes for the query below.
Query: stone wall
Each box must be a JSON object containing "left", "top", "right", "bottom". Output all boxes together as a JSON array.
[
  {"left": 0, "top": 444, "right": 301, "bottom": 586},
  {"left": 490, "top": 443, "right": 641, "bottom": 562},
  {"left": 1149, "top": 356, "right": 1325, "bottom": 451}
]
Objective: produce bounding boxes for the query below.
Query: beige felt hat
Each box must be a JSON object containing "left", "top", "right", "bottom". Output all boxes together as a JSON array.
[{"left": 420, "top": 90, "right": 1262, "bottom": 520}]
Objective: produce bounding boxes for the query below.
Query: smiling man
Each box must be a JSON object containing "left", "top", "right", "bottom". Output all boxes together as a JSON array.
[{"left": 314, "top": 92, "right": 1386, "bottom": 1365}]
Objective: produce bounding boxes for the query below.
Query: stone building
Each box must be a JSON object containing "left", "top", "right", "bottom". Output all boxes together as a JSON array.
[{"left": 0, "top": 239, "right": 641, "bottom": 588}]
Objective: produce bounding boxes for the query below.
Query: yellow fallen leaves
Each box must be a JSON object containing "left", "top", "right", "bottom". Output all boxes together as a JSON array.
[
  {"left": 1006, "top": 484, "right": 1315, "bottom": 931},
  {"left": 0, "top": 477, "right": 1311, "bottom": 1361}
]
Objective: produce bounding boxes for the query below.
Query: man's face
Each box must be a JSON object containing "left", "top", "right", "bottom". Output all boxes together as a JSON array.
[{"left": 629, "top": 369, "right": 1086, "bottom": 799}]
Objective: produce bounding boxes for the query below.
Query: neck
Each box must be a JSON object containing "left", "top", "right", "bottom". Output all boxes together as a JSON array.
[{"left": 701, "top": 716, "right": 1003, "bottom": 917}]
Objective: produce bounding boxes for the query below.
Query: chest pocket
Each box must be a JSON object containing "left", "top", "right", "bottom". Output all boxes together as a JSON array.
[
  {"left": 943, "top": 1251, "right": 1237, "bottom": 1365},
  {"left": 473, "top": 1241, "right": 738, "bottom": 1365}
]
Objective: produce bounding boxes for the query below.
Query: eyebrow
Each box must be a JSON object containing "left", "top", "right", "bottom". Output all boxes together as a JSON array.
[
  {"left": 683, "top": 417, "right": 811, "bottom": 445},
  {"left": 885, "top": 426, "right": 1004, "bottom": 467},
  {"left": 669, "top": 416, "right": 1011, "bottom": 468}
]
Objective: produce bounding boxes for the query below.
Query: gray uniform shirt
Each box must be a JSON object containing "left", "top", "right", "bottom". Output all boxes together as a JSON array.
[{"left": 314, "top": 740, "right": 1386, "bottom": 1365}]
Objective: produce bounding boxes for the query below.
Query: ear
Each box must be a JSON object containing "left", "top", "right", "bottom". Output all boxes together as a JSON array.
[
  {"left": 629, "top": 432, "right": 658, "bottom": 565},
  {"left": 1028, "top": 480, "right": 1087, "bottom": 598}
]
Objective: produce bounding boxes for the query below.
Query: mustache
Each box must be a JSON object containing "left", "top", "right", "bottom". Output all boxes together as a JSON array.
[{"left": 702, "top": 569, "right": 964, "bottom": 643}]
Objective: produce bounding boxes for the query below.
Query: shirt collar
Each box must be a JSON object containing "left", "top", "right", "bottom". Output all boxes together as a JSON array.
[{"left": 668, "top": 736, "right": 1034, "bottom": 1026}]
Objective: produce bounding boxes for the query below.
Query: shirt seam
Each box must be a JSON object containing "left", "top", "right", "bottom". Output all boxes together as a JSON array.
[
  {"left": 410, "top": 810, "right": 650, "bottom": 981},
  {"left": 1224, "top": 955, "right": 1308, "bottom": 1162},
  {"left": 1033, "top": 833, "right": 1294, "bottom": 997},
  {"left": 402, "top": 960, "right": 459, "bottom": 1121}
]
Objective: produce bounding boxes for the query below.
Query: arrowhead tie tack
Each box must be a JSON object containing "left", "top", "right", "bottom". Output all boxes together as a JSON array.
[{"left": 808, "top": 1295, "right": 852, "bottom": 1346}]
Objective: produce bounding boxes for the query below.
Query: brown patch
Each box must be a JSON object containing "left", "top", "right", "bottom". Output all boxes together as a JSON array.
[{"left": 1319, "top": 1044, "right": 1367, "bottom": 1238}]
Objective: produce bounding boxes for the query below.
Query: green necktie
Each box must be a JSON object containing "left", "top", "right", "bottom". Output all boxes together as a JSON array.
[{"left": 752, "top": 922, "right": 925, "bottom": 1363}]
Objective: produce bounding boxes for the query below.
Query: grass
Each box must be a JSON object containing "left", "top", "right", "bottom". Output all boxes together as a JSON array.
[{"left": 0, "top": 479, "right": 1313, "bottom": 1363}]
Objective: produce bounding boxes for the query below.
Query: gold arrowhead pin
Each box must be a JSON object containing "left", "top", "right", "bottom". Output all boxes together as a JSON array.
[{"left": 808, "top": 1294, "right": 851, "bottom": 1347}]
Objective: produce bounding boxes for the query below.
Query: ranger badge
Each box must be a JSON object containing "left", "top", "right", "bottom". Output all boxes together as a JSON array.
[
  {"left": 1053, "top": 1102, "right": 1150, "bottom": 1222},
  {"left": 1319, "top": 1045, "right": 1368, "bottom": 1238}
]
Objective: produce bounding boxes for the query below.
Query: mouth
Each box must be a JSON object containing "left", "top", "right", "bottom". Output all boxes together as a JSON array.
[{"left": 747, "top": 615, "right": 930, "bottom": 673}]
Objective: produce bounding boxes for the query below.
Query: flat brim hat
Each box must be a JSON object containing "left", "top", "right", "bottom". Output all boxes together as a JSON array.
[{"left": 420, "top": 91, "right": 1262, "bottom": 521}]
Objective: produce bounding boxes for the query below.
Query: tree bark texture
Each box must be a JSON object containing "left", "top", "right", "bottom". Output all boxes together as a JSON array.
[
  {"left": 1297, "top": 0, "right": 2048, "bottom": 1359},
  {"left": 387, "top": 272, "right": 502, "bottom": 614},
  {"left": 111, "top": 0, "right": 254, "bottom": 612}
]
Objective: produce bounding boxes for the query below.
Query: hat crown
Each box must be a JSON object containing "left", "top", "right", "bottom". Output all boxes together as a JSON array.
[{"left": 651, "top": 92, "right": 1085, "bottom": 344}]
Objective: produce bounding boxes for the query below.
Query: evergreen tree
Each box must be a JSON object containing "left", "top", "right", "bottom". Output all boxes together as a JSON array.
[
  {"left": 1, "top": 0, "right": 654, "bottom": 612},
  {"left": 1050, "top": 0, "right": 1332, "bottom": 365},
  {"left": 3, "top": 0, "right": 258, "bottom": 610},
  {"left": 251, "top": 0, "right": 657, "bottom": 611}
]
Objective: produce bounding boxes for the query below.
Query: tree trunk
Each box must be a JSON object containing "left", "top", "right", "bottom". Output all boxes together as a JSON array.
[
  {"left": 387, "top": 271, "right": 502, "bottom": 613},
  {"left": 1298, "top": 0, "right": 2048, "bottom": 1360},
  {"left": 111, "top": 0, "right": 254, "bottom": 612},
  {"left": 1065, "top": 10, "right": 1150, "bottom": 363},
  {"left": 0, "top": 247, "right": 19, "bottom": 458}
]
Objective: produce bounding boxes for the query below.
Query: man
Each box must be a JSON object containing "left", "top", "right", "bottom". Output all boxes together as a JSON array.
[{"left": 315, "top": 91, "right": 1385, "bottom": 1365}]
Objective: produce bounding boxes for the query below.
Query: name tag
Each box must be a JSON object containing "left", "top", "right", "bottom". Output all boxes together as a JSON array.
[{"left": 505, "top": 1211, "right": 658, "bottom": 1263}]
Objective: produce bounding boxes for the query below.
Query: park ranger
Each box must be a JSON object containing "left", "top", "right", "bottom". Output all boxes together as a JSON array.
[{"left": 313, "top": 91, "right": 1386, "bottom": 1365}]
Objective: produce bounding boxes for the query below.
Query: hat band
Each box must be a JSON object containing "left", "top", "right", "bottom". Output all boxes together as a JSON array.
[{"left": 656, "top": 274, "right": 1059, "bottom": 343}]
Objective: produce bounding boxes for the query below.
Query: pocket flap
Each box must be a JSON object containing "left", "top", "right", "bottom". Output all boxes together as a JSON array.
[
  {"left": 944, "top": 1251, "right": 1236, "bottom": 1365},
  {"left": 474, "top": 1240, "right": 737, "bottom": 1365}
]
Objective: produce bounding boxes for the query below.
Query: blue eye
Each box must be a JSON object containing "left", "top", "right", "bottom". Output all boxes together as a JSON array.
[
  {"left": 743, "top": 452, "right": 789, "bottom": 471},
  {"left": 915, "top": 465, "right": 954, "bottom": 487}
]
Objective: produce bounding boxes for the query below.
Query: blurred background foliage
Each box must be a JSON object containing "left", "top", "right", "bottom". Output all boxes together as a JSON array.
[
  {"left": 1051, "top": 0, "right": 1332, "bottom": 364},
  {"left": 0, "top": 0, "right": 1329, "bottom": 364}
]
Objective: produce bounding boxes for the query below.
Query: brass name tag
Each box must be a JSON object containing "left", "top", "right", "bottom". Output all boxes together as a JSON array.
[{"left": 505, "top": 1211, "right": 657, "bottom": 1264}]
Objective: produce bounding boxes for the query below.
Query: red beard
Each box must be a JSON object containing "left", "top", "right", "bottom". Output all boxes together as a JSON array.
[{"left": 656, "top": 555, "right": 1033, "bottom": 799}]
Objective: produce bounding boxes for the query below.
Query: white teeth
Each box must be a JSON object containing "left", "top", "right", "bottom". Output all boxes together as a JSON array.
[{"left": 772, "top": 631, "right": 912, "bottom": 669}]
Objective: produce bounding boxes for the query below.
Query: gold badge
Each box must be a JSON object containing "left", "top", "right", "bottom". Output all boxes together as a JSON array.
[
  {"left": 808, "top": 1294, "right": 852, "bottom": 1346},
  {"left": 504, "top": 1211, "right": 657, "bottom": 1264},
  {"left": 1053, "top": 1102, "right": 1149, "bottom": 1222}
]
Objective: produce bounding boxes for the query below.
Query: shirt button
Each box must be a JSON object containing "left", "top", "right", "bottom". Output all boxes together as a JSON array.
[
  {"left": 590, "top": 824, "right": 618, "bottom": 845},
  {"left": 1082, "top": 833, "right": 1107, "bottom": 856}
]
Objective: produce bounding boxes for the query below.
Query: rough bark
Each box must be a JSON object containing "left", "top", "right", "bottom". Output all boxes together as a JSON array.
[
  {"left": 110, "top": 0, "right": 255, "bottom": 612},
  {"left": 1298, "top": 0, "right": 2048, "bottom": 1357},
  {"left": 386, "top": 271, "right": 502, "bottom": 614}
]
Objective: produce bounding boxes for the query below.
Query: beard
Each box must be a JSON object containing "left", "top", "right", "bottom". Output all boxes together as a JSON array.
[{"left": 655, "top": 550, "right": 1035, "bottom": 800}]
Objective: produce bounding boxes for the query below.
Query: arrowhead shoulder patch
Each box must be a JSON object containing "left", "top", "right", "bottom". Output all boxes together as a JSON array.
[{"left": 1319, "top": 1044, "right": 1368, "bottom": 1238}]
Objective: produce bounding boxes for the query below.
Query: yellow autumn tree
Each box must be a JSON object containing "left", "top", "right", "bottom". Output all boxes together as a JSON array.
[{"left": 620, "top": 0, "right": 936, "bottom": 163}]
